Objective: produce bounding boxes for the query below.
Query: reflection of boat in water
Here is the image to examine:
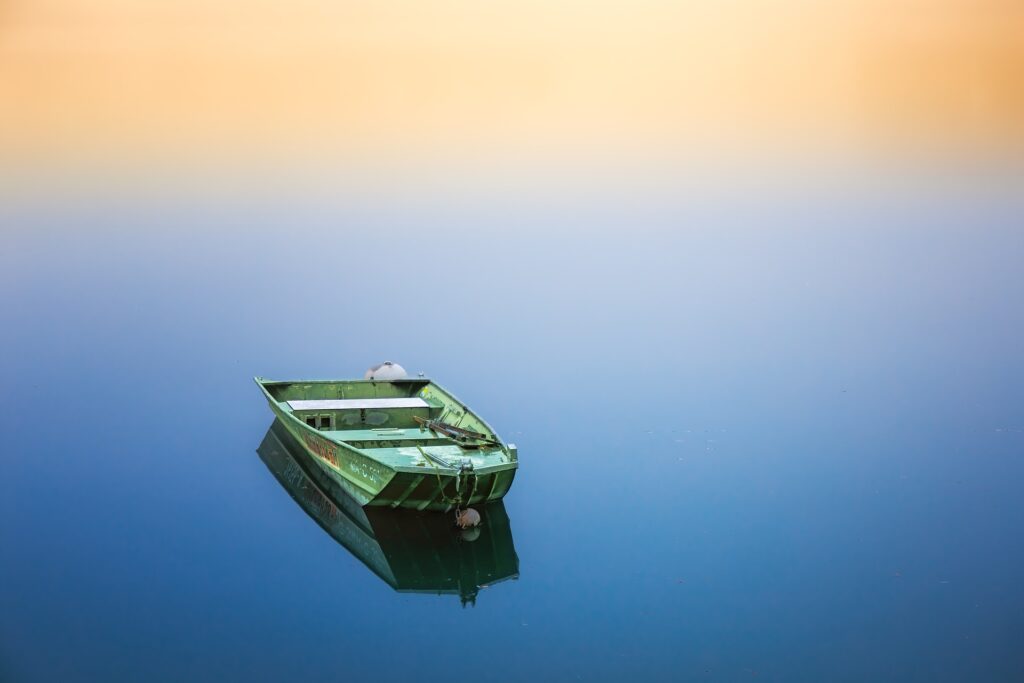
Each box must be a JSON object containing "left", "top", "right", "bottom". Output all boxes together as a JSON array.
[{"left": 257, "top": 419, "right": 519, "bottom": 605}]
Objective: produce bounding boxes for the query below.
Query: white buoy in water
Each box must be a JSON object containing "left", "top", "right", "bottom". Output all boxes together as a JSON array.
[{"left": 364, "top": 361, "right": 408, "bottom": 380}]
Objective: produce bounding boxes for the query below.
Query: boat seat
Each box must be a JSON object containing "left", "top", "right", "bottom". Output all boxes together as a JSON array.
[{"left": 287, "top": 398, "right": 429, "bottom": 411}]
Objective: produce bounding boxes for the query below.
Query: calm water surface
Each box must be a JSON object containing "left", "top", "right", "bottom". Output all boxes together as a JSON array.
[{"left": 2, "top": 185, "right": 1023, "bottom": 681}]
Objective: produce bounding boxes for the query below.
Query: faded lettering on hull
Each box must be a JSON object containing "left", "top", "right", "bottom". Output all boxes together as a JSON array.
[
  {"left": 303, "top": 432, "right": 339, "bottom": 468},
  {"left": 301, "top": 430, "right": 385, "bottom": 489}
]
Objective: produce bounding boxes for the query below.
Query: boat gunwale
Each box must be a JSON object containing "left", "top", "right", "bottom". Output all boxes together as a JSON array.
[{"left": 255, "top": 377, "right": 430, "bottom": 385}]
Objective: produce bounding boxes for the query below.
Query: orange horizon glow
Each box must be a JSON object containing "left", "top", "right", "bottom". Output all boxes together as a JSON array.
[{"left": 1, "top": 0, "right": 1022, "bottom": 169}]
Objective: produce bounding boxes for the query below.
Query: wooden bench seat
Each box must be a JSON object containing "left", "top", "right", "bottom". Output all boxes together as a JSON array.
[{"left": 287, "top": 397, "right": 429, "bottom": 411}]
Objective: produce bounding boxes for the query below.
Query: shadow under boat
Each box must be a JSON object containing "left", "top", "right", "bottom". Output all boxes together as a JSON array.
[{"left": 257, "top": 418, "right": 519, "bottom": 605}]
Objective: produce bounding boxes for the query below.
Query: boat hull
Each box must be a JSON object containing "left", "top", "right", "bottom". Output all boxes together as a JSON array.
[{"left": 267, "top": 400, "right": 516, "bottom": 511}]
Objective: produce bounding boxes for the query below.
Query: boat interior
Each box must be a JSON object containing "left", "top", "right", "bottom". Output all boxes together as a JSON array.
[{"left": 262, "top": 380, "right": 503, "bottom": 462}]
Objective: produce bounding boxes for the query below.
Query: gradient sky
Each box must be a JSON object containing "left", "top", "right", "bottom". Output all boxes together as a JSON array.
[
  {"left": 1, "top": 0, "right": 1022, "bottom": 173},
  {"left": 2, "top": 5, "right": 1023, "bottom": 681}
]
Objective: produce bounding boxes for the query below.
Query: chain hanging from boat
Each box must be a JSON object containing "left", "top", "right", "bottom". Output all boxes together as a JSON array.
[
  {"left": 416, "top": 445, "right": 478, "bottom": 513},
  {"left": 413, "top": 414, "right": 490, "bottom": 517}
]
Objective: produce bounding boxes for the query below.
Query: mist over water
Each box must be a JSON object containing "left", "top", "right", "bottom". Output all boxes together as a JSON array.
[{"left": 2, "top": 178, "right": 1023, "bottom": 681}]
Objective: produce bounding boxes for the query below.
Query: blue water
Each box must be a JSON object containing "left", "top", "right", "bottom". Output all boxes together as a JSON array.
[{"left": 2, "top": 181, "right": 1023, "bottom": 681}]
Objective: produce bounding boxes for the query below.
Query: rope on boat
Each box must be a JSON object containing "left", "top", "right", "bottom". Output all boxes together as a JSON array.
[
  {"left": 415, "top": 445, "right": 482, "bottom": 529},
  {"left": 413, "top": 415, "right": 493, "bottom": 523},
  {"left": 417, "top": 445, "right": 463, "bottom": 509}
]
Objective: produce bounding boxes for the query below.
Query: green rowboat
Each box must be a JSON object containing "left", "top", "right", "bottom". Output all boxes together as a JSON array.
[{"left": 254, "top": 372, "right": 517, "bottom": 511}]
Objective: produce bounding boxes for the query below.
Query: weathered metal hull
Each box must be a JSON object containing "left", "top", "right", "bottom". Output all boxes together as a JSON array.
[{"left": 261, "top": 381, "right": 517, "bottom": 511}]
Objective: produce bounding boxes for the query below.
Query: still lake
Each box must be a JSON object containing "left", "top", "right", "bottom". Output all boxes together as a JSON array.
[{"left": 2, "top": 180, "right": 1022, "bottom": 681}]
